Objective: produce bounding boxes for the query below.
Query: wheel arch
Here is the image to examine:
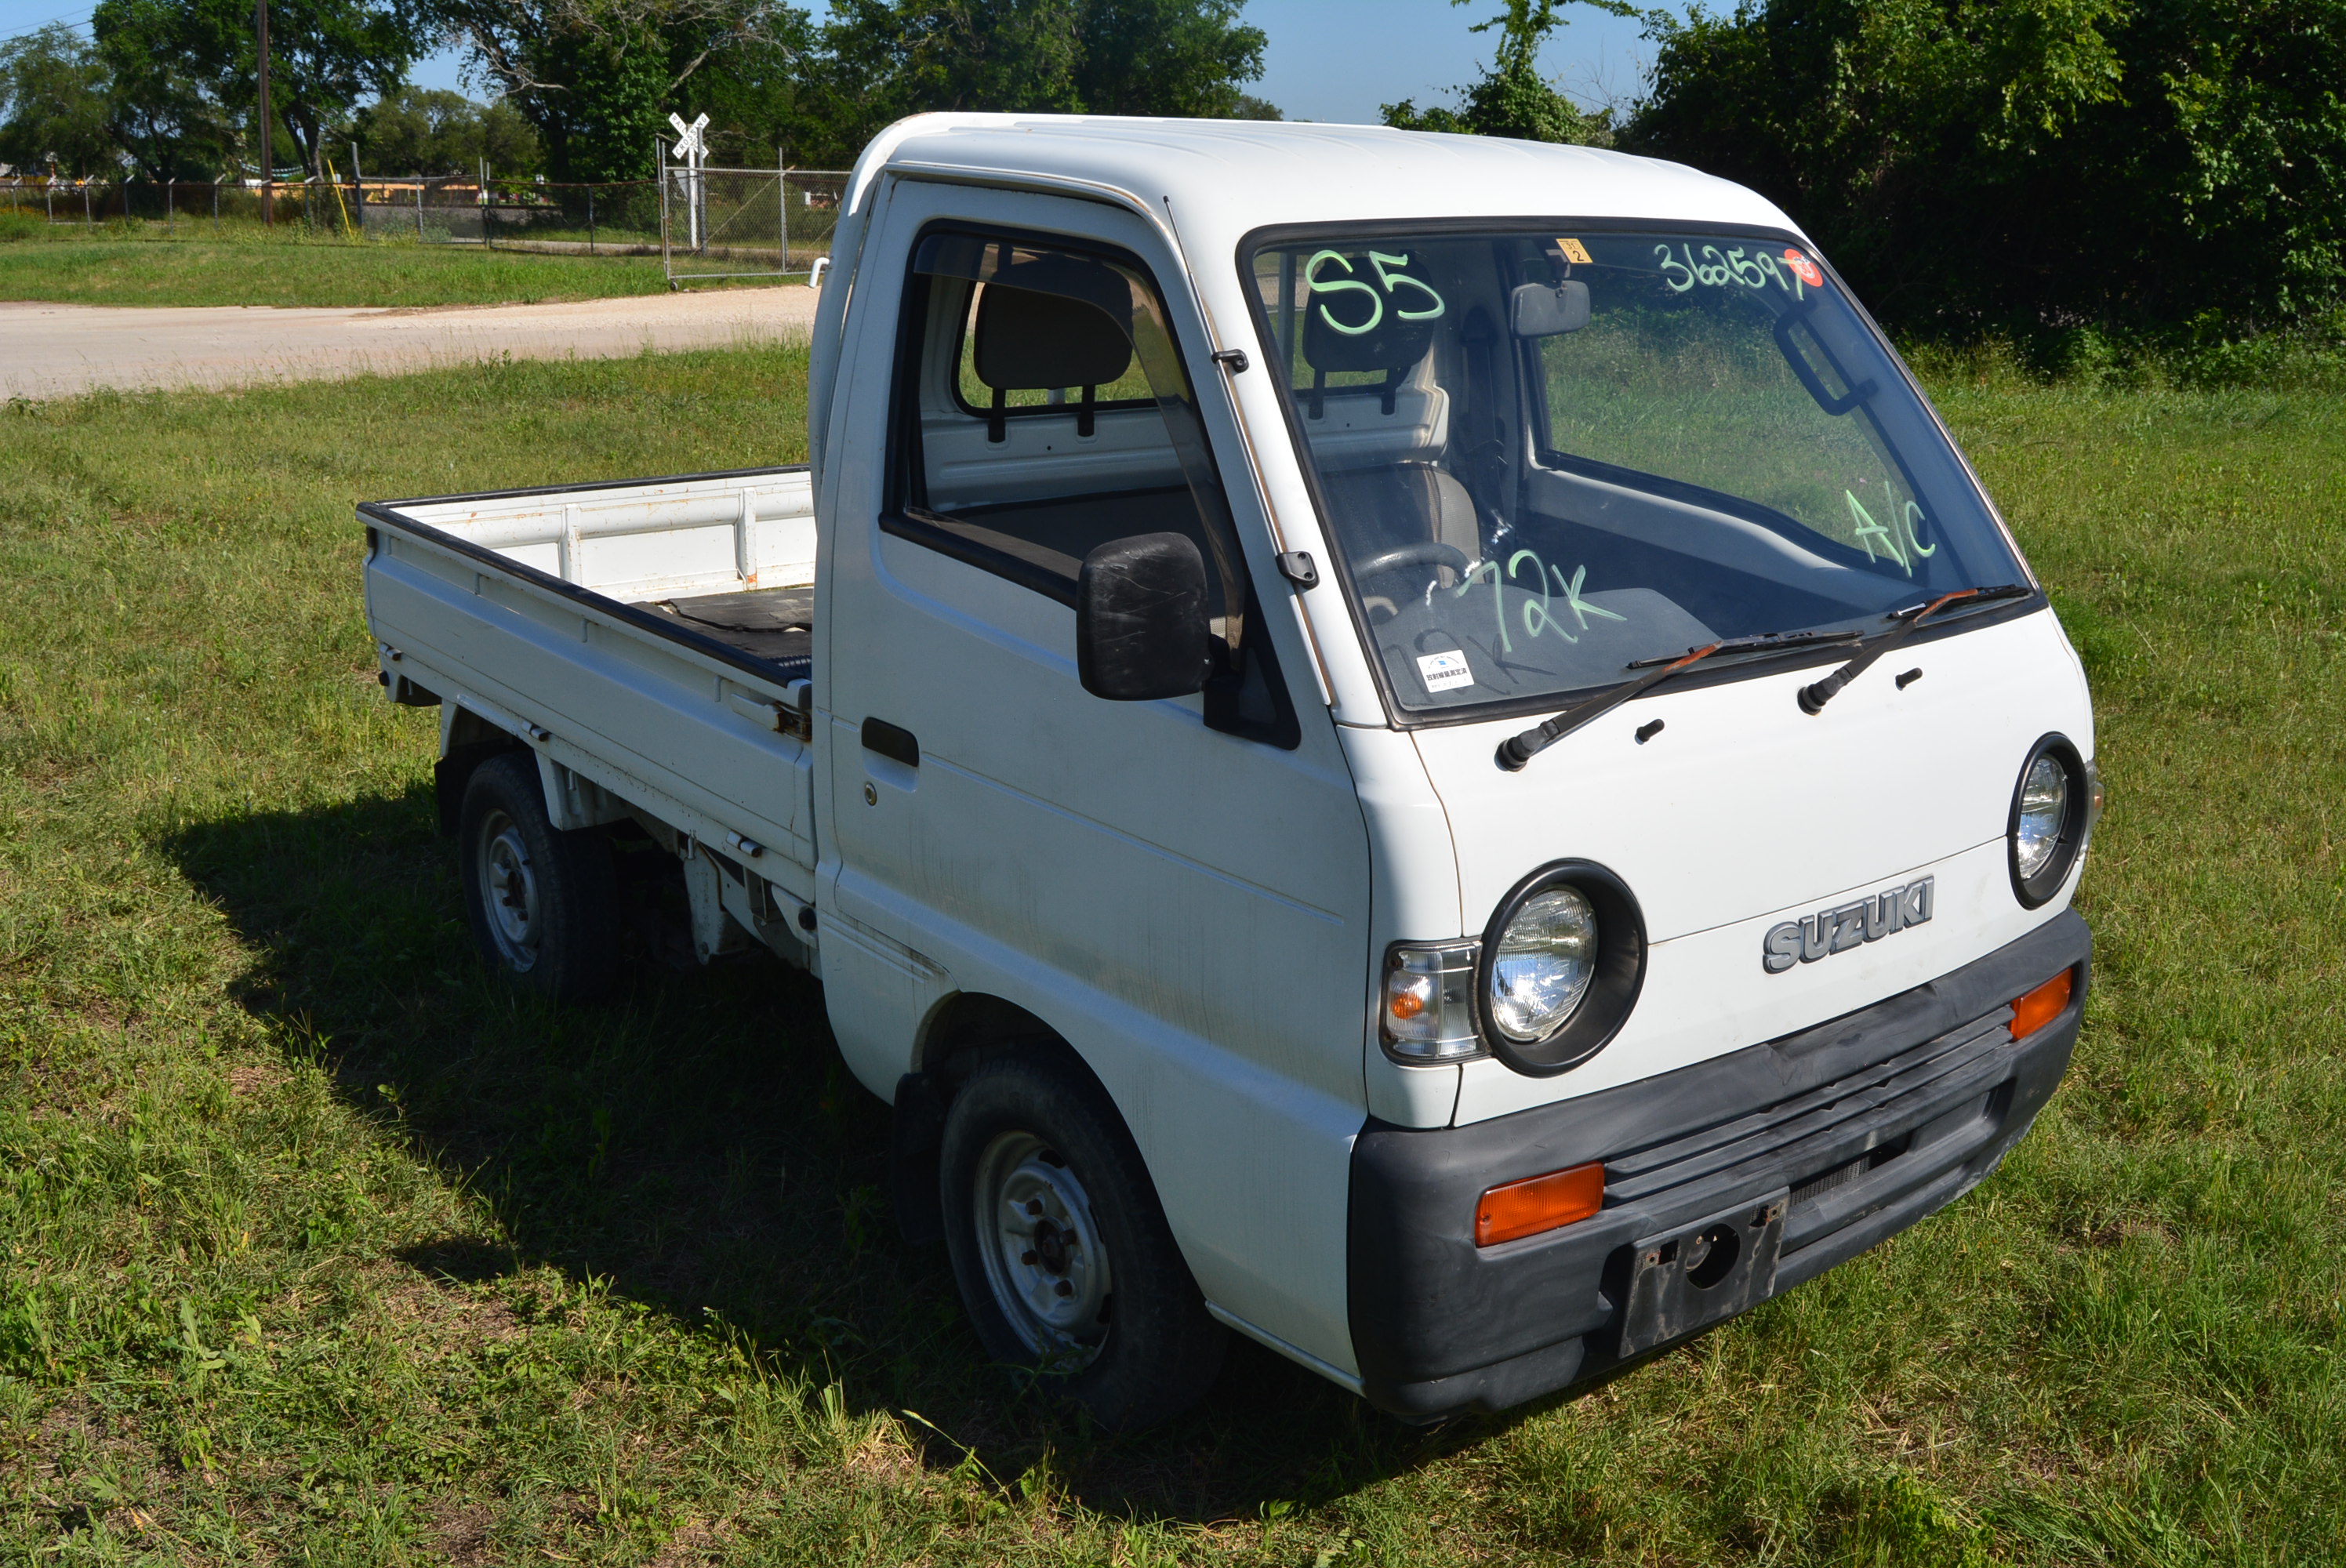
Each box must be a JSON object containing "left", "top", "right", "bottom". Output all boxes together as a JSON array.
[
  {"left": 434, "top": 702, "right": 528, "bottom": 838},
  {"left": 892, "top": 992, "right": 1131, "bottom": 1246}
]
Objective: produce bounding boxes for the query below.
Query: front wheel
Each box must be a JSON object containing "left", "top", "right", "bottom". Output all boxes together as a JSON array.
[{"left": 939, "top": 1047, "right": 1226, "bottom": 1432}]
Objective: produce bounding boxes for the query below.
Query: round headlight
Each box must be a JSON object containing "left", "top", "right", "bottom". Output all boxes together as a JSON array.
[
  {"left": 2013, "top": 754, "right": 2068, "bottom": 880},
  {"left": 2008, "top": 735, "right": 2088, "bottom": 908},
  {"left": 1475, "top": 862, "right": 1647, "bottom": 1077},
  {"left": 1488, "top": 886, "right": 1598, "bottom": 1041}
]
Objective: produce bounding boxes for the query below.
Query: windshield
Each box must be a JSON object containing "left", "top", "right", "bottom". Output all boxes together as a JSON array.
[{"left": 1246, "top": 229, "right": 2028, "bottom": 717}]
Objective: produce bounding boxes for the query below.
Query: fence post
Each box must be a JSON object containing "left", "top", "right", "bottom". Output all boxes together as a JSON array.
[
  {"left": 587, "top": 183, "right": 596, "bottom": 255},
  {"left": 779, "top": 147, "right": 787, "bottom": 271},
  {"left": 656, "top": 139, "right": 670, "bottom": 286}
]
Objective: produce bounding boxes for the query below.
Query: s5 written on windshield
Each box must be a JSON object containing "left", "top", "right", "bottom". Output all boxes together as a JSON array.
[{"left": 1245, "top": 228, "right": 2030, "bottom": 720}]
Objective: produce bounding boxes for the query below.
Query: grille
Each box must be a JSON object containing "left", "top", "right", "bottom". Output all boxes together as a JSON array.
[
  {"left": 1789, "top": 1156, "right": 1866, "bottom": 1207},
  {"left": 1603, "top": 1011, "right": 2015, "bottom": 1221}
]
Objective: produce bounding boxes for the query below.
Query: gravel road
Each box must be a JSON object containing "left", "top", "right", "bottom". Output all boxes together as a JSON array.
[{"left": 0, "top": 285, "right": 823, "bottom": 400}]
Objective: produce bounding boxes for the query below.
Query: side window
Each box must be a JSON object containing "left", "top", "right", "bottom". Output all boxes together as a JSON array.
[
  {"left": 884, "top": 227, "right": 1298, "bottom": 746},
  {"left": 951, "top": 285, "right": 1157, "bottom": 429}
]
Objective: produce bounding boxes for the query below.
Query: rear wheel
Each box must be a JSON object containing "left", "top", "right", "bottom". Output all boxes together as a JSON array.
[
  {"left": 939, "top": 1047, "right": 1226, "bottom": 1432},
  {"left": 459, "top": 751, "right": 620, "bottom": 1004}
]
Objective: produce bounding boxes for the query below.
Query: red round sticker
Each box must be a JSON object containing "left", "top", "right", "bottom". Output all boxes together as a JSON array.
[{"left": 1784, "top": 249, "right": 1824, "bottom": 287}]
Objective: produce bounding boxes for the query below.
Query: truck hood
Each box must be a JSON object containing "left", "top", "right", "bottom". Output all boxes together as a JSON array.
[{"left": 1408, "top": 606, "right": 2094, "bottom": 1119}]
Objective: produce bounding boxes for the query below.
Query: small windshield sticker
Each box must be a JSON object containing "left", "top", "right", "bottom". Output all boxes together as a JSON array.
[
  {"left": 1557, "top": 237, "right": 1592, "bottom": 264},
  {"left": 1784, "top": 249, "right": 1824, "bottom": 287},
  {"left": 1417, "top": 650, "right": 1476, "bottom": 692}
]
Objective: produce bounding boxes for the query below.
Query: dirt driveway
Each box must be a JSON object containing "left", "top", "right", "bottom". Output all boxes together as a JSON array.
[{"left": 0, "top": 285, "right": 823, "bottom": 400}]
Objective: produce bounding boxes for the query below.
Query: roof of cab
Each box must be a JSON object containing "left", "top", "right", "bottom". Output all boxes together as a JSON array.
[{"left": 866, "top": 114, "right": 1803, "bottom": 256}]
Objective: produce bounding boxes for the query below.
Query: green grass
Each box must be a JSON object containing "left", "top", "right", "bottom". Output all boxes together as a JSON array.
[
  {"left": 1, "top": 347, "right": 2341, "bottom": 1564},
  {"left": 0, "top": 217, "right": 685, "bottom": 308}
]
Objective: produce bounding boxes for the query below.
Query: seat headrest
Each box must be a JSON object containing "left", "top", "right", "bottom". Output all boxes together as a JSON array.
[
  {"left": 974, "top": 259, "right": 1134, "bottom": 391},
  {"left": 1302, "top": 289, "right": 1436, "bottom": 378}
]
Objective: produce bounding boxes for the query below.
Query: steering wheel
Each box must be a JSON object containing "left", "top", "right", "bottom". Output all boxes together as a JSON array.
[{"left": 1351, "top": 541, "right": 1473, "bottom": 584}]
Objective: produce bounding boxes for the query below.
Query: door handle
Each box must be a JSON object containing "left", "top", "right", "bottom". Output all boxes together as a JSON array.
[{"left": 860, "top": 717, "right": 919, "bottom": 768}]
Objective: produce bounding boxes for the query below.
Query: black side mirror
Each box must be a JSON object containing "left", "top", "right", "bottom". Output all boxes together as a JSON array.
[
  {"left": 1510, "top": 279, "right": 1591, "bottom": 338},
  {"left": 1077, "top": 532, "right": 1213, "bottom": 701}
]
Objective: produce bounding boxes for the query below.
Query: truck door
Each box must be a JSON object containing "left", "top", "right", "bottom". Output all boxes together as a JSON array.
[{"left": 815, "top": 183, "right": 1372, "bottom": 1369}]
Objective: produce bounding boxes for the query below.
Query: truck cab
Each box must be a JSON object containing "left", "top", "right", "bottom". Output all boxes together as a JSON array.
[{"left": 362, "top": 116, "right": 2097, "bottom": 1429}]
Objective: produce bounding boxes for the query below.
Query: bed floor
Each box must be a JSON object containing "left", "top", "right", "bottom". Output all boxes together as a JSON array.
[{"left": 634, "top": 586, "right": 812, "bottom": 679}]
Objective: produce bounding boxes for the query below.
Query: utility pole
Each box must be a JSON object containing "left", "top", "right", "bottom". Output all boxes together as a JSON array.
[{"left": 255, "top": 0, "right": 272, "bottom": 226}]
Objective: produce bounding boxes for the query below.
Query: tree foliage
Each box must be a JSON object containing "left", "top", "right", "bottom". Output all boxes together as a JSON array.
[
  {"left": 1623, "top": 0, "right": 2346, "bottom": 339},
  {"left": 0, "top": 26, "right": 118, "bottom": 178},
  {"left": 8, "top": 0, "right": 1274, "bottom": 190},
  {"left": 1382, "top": 0, "right": 1622, "bottom": 144},
  {"left": 779, "top": 0, "right": 1272, "bottom": 167},
  {"left": 88, "top": 0, "right": 426, "bottom": 179},
  {"left": 430, "top": 0, "right": 808, "bottom": 180},
  {"left": 91, "top": 0, "right": 238, "bottom": 180},
  {"left": 350, "top": 84, "right": 543, "bottom": 173}
]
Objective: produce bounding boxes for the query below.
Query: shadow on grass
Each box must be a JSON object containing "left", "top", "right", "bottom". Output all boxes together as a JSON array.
[{"left": 165, "top": 783, "right": 1520, "bottom": 1522}]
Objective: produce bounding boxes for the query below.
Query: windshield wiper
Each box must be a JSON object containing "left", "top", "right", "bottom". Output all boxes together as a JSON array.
[
  {"left": 1497, "top": 630, "right": 1860, "bottom": 771},
  {"left": 1623, "top": 626, "right": 1861, "bottom": 670},
  {"left": 1798, "top": 584, "right": 2032, "bottom": 714}
]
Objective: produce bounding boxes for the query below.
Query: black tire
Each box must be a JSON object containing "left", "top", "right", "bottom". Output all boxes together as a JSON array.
[
  {"left": 457, "top": 751, "right": 622, "bottom": 1004},
  {"left": 939, "top": 1046, "right": 1226, "bottom": 1432}
]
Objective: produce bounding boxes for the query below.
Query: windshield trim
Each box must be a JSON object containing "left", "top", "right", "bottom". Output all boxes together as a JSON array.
[{"left": 1235, "top": 216, "right": 2043, "bottom": 729}]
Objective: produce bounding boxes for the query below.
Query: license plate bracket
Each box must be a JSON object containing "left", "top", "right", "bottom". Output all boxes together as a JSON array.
[{"left": 1618, "top": 1189, "right": 1789, "bottom": 1357}]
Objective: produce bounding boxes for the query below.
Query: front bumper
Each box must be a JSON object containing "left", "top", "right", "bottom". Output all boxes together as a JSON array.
[{"left": 1348, "top": 909, "right": 2090, "bottom": 1419}]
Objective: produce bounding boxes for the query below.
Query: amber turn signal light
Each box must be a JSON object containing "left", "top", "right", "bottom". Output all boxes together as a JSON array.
[
  {"left": 2010, "top": 968, "right": 2073, "bottom": 1040},
  {"left": 1475, "top": 1161, "right": 1605, "bottom": 1247}
]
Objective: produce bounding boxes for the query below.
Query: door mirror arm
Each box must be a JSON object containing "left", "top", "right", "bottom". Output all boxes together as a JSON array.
[{"left": 1077, "top": 533, "right": 1215, "bottom": 702}]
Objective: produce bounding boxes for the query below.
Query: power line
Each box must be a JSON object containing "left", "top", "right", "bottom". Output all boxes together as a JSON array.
[{"left": 0, "top": 7, "right": 100, "bottom": 46}]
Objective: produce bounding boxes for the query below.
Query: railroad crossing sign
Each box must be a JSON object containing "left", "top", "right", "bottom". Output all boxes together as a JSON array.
[{"left": 666, "top": 113, "right": 711, "bottom": 251}]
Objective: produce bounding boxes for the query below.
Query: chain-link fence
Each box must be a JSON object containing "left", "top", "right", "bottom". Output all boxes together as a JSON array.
[
  {"left": 1, "top": 176, "right": 349, "bottom": 230},
  {"left": 1, "top": 174, "right": 700, "bottom": 258},
  {"left": 350, "top": 178, "right": 665, "bottom": 253},
  {"left": 659, "top": 165, "right": 848, "bottom": 285}
]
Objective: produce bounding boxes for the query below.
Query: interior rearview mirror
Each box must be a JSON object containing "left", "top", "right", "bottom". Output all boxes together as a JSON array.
[
  {"left": 1077, "top": 532, "right": 1213, "bottom": 702},
  {"left": 1511, "top": 279, "right": 1591, "bottom": 338}
]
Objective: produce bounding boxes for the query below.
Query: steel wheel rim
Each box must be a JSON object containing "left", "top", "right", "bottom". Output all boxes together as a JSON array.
[
  {"left": 477, "top": 809, "right": 542, "bottom": 970},
  {"left": 971, "top": 1130, "right": 1111, "bottom": 1367}
]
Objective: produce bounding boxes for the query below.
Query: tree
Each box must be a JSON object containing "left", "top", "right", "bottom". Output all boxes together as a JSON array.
[
  {"left": 350, "top": 85, "right": 543, "bottom": 173},
  {"left": 1381, "top": 0, "right": 1623, "bottom": 144},
  {"left": 93, "top": 0, "right": 427, "bottom": 180},
  {"left": 793, "top": 0, "right": 1271, "bottom": 166},
  {"left": 433, "top": 0, "right": 1271, "bottom": 178},
  {"left": 430, "top": 0, "right": 808, "bottom": 180},
  {"left": 0, "top": 26, "right": 118, "bottom": 179},
  {"left": 90, "top": 0, "right": 236, "bottom": 180},
  {"left": 1622, "top": 0, "right": 2346, "bottom": 339},
  {"left": 1073, "top": 0, "right": 1269, "bottom": 117}
]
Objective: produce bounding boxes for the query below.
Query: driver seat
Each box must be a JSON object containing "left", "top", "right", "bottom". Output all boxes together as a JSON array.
[{"left": 1322, "top": 461, "right": 1482, "bottom": 575}]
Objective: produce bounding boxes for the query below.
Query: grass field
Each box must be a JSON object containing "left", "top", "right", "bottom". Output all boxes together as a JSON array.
[
  {"left": 0, "top": 218, "right": 680, "bottom": 308},
  {"left": 0, "top": 347, "right": 2341, "bottom": 1565}
]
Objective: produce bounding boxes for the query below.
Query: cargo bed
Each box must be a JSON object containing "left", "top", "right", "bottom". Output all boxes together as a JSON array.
[{"left": 358, "top": 466, "right": 823, "bottom": 929}]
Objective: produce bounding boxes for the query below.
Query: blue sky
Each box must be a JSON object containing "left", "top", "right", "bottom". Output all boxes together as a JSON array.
[{"left": 0, "top": 0, "right": 1662, "bottom": 129}]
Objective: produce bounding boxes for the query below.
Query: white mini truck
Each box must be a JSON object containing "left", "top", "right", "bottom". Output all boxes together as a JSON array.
[{"left": 361, "top": 118, "right": 2100, "bottom": 1429}]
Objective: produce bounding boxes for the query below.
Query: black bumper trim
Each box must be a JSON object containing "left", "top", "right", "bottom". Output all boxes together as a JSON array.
[{"left": 1348, "top": 909, "right": 2090, "bottom": 1420}]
